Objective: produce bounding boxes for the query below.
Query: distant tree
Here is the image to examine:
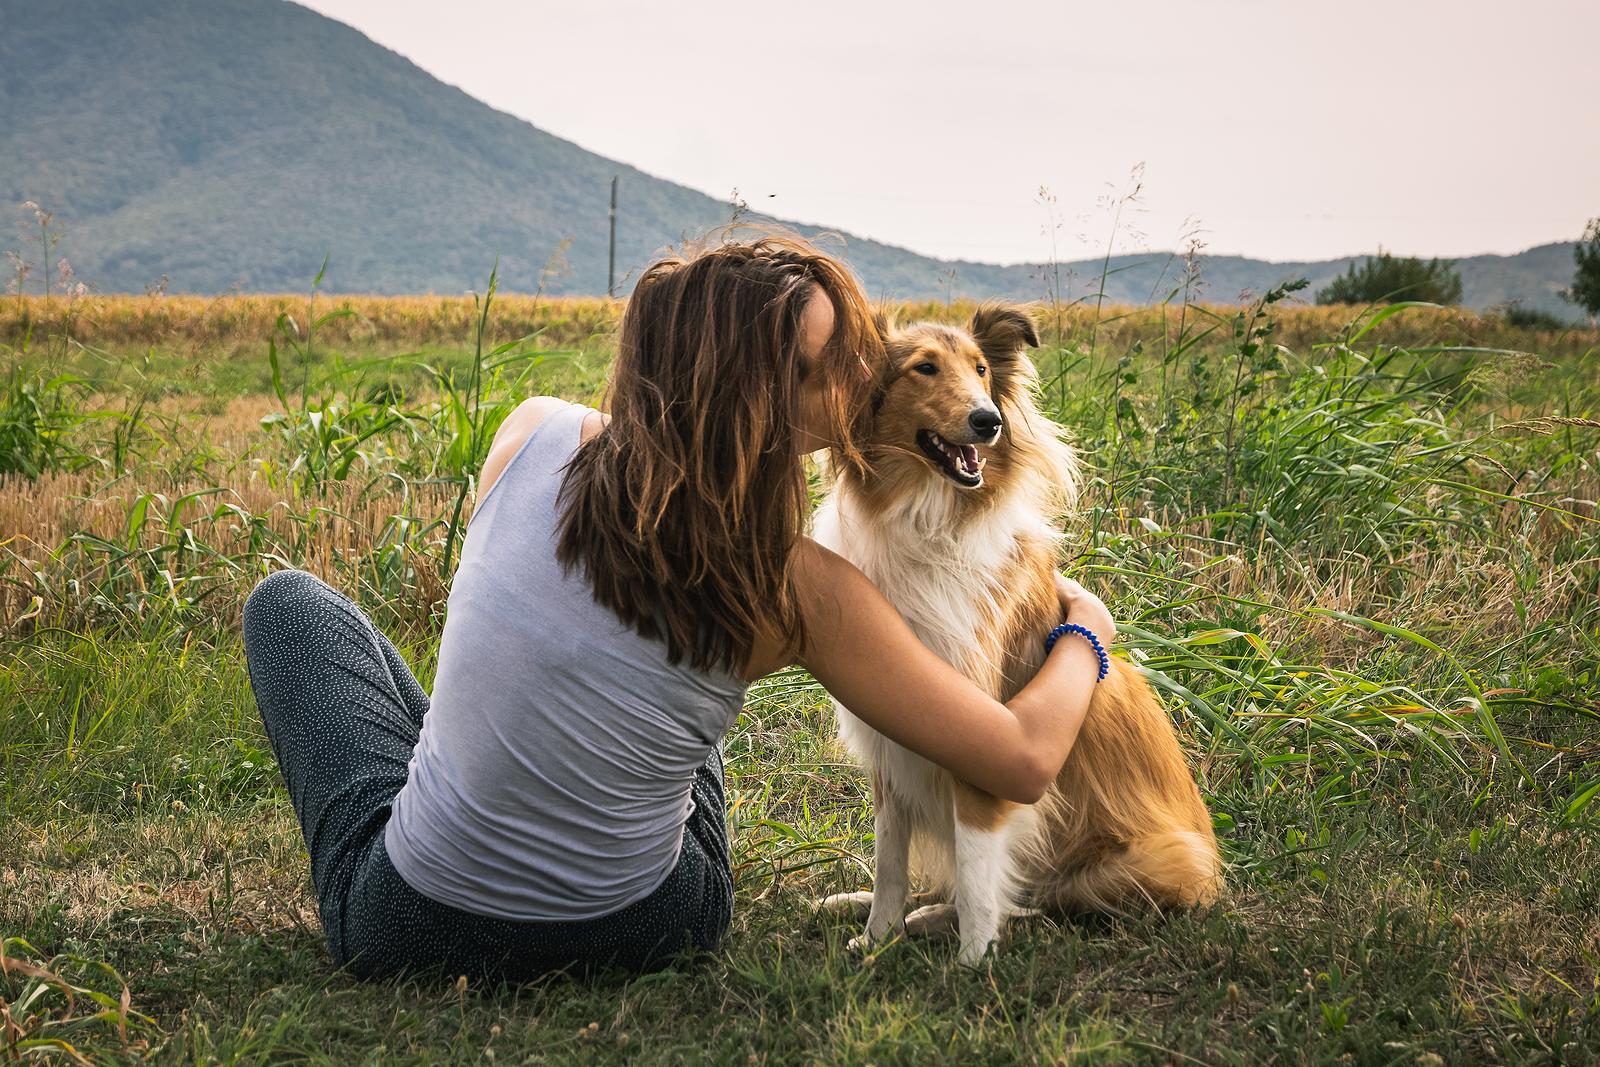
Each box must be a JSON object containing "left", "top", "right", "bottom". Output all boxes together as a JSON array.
[
  {"left": 1315, "top": 248, "right": 1463, "bottom": 306},
  {"left": 1560, "top": 218, "right": 1600, "bottom": 316},
  {"left": 1499, "top": 303, "right": 1570, "bottom": 331}
]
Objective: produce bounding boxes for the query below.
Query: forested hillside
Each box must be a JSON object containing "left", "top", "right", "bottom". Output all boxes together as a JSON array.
[{"left": 0, "top": 0, "right": 1587, "bottom": 314}]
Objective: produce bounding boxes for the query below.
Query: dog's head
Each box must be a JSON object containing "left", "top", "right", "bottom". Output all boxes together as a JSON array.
[{"left": 859, "top": 303, "right": 1073, "bottom": 505}]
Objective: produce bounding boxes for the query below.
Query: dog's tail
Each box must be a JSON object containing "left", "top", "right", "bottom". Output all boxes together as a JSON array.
[{"left": 1042, "top": 830, "right": 1223, "bottom": 915}]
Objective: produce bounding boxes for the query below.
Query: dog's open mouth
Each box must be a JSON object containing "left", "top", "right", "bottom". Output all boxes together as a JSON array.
[{"left": 917, "top": 430, "right": 985, "bottom": 488}]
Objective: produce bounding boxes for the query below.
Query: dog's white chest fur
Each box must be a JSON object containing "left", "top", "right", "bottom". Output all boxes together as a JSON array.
[
  {"left": 814, "top": 487, "right": 1049, "bottom": 963},
  {"left": 815, "top": 489, "right": 1044, "bottom": 679}
]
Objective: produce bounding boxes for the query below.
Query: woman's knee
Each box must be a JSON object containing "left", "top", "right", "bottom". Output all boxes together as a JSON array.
[
  {"left": 243, "top": 569, "right": 356, "bottom": 646},
  {"left": 244, "top": 569, "right": 321, "bottom": 624},
  {"left": 243, "top": 572, "right": 347, "bottom": 683}
]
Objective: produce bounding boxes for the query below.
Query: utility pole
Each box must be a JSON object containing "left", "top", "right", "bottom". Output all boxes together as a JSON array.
[{"left": 607, "top": 176, "right": 618, "bottom": 298}]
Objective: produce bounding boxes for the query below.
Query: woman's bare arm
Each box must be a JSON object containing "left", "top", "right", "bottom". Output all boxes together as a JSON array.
[{"left": 766, "top": 539, "right": 1112, "bottom": 804}]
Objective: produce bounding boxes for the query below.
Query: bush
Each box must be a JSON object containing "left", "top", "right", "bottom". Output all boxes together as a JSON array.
[
  {"left": 1315, "top": 249, "right": 1463, "bottom": 306},
  {"left": 1501, "top": 303, "right": 1572, "bottom": 331},
  {"left": 0, "top": 367, "right": 84, "bottom": 478},
  {"left": 1561, "top": 218, "right": 1600, "bottom": 316}
]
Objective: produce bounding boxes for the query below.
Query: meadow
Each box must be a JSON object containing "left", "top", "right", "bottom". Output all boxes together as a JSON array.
[{"left": 2, "top": 282, "right": 1599, "bottom": 1066}]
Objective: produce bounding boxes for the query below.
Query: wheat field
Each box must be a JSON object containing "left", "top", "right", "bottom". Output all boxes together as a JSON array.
[{"left": 3, "top": 289, "right": 1600, "bottom": 1064}]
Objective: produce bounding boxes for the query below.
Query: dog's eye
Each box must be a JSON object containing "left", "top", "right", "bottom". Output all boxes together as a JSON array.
[
  {"left": 976, "top": 365, "right": 988, "bottom": 377},
  {"left": 914, "top": 363, "right": 938, "bottom": 376}
]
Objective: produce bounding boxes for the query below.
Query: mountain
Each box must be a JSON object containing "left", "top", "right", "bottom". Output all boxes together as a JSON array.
[
  {"left": 962, "top": 244, "right": 1589, "bottom": 319},
  {"left": 0, "top": 0, "right": 1589, "bottom": 319}
]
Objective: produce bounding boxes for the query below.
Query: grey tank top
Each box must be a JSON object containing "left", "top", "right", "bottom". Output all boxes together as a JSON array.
[{"left": 386, "top": 403, "right": 748, "bottom": 921}]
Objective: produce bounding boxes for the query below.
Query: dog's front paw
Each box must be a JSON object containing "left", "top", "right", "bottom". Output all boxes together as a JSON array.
[
  {"left": 845, "top": 917, "right": 907, "bottom": 956},
  {"left": 956, "top": 937, "right": 998, "bottom": 969},
  {"left": 816, "top": 890, "right": 874, "bottom": 920},
  {"left": 846, "top": 929, "right": 899, "bottom": 956}
]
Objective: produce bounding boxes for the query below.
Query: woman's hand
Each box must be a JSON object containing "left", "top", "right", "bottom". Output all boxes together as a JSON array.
[{"left": 1055, "top": 575, "right": 1115, "bottom": 650}]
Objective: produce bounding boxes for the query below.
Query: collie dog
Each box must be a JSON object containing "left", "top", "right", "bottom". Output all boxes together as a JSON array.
[{"left": 815, "top": 304, "right": 1222, "bottom": 966}]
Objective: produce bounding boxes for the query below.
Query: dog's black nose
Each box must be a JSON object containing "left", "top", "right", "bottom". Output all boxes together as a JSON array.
[{"left": 969, "top": 409, "right": 1002, "bottom": 437}]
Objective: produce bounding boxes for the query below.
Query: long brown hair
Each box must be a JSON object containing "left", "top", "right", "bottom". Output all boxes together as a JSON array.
[{"left": 557, "top": 231, "right": 880, "bottom": 674}]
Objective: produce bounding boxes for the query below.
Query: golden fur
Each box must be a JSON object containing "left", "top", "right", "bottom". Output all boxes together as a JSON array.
[{"left": 816, "top": 303, "right": 1222, "bottom": 962}]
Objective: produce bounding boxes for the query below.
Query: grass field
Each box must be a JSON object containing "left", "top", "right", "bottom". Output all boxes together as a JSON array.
[{"left": 3, "top": 282, "right": 1600, "bottom": 1066}]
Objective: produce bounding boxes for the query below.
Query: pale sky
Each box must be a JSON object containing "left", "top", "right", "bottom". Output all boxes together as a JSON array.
[{"left": 301, "top": 0, "right": 1599, "bottom": 266}]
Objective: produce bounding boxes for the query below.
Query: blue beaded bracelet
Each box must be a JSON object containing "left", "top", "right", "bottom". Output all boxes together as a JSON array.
[{"left": 1044, "top": 623, "right": 1110, "bottom": 682}]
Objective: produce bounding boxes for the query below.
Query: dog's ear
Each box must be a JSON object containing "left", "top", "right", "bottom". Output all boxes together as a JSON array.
[
  {"left": 865, "top": 303, "right": 902, "bottom": 415},
  {"left": 968, "top": 302, "right": 1040, "bottom": 358},
  {"left": 963, "top": 303, "right": 1069, "bottom": 489},
  {"left": 968, "top": 302, "right": 1041, "bottom": 415},
  {"left": 871, "top": 303, "right": 898, "bottom": 348}
]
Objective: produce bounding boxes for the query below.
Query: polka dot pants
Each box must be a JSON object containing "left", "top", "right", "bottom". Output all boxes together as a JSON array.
[{"left": 242, "top": 569, "right": 734, "bottom": 982}]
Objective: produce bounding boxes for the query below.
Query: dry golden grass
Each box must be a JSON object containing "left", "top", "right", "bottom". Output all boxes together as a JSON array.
[
  {"left": 1, "top": 293, "right": 622, "bottom": 354},
  {"left": 5, "top": 294, "right": 1595, "bottom": 361},
  {"left": 882, "top": 297, "right": 1599, "bottom": 361},
  {"left": 1, "top": 807, "right": 316, "bottom": 945},
  {"left": 1, "top": 458, "right": 460, "bottom": 633},
  {"left": 1076, "top": 481, "right": 1597, "bottom": 678}
]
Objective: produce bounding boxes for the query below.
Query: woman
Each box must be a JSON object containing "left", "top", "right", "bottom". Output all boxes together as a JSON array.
[{"left": 242, "top": 233, "right": 1114, "bottom": 981}]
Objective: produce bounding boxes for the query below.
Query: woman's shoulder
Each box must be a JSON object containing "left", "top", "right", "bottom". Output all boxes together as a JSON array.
[{"left": 478, "top": 398, "right": 608, "bottom": 500}]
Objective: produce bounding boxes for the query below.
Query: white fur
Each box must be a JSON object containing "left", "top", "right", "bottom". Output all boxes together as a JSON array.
[
  {"left": 814, "top": 489, "right": 1052, "bottom": 682},
  {"left": 953, "top": 822, "right": 1022, "bottom": 965},
  {"left": 816, "top": 480, "right": 1056, "bottom": 965},
  {"left": 860, "top": 781, "right": 915, "bottom": 943}
]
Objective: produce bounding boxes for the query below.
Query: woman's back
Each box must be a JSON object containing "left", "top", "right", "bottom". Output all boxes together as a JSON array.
[{"left": 385, "top": 402, "right": 747, "bottom": 922}]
